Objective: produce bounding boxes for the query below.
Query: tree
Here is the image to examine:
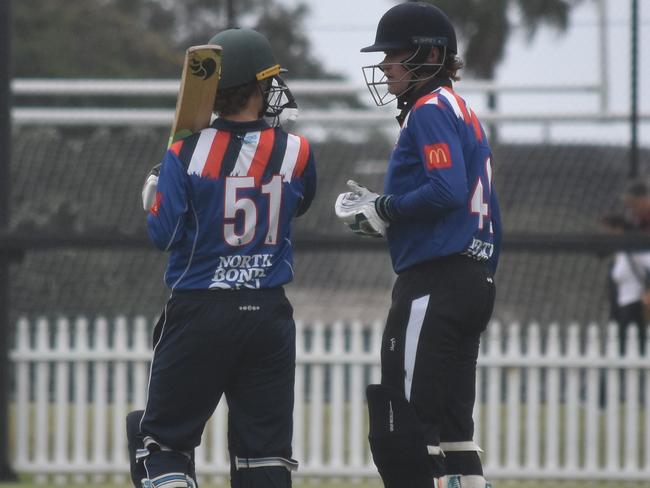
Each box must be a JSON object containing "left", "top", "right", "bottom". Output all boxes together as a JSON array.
[
  {"left": 12, "top": 0, "right": 182, "bottom": 77},
  {"left": 12, "top": 0, "right": 338, "bottom": 79},
  {"left": 256, "top": 3, "right": 340, "bottom": 79},
  {"left": 419, "top": 0, "right": 580, "bottom": 78}
]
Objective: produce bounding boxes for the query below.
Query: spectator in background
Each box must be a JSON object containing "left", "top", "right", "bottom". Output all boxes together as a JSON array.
[
  {"left": 601, "top": 179, "right": 650, "bottom": 355},
  {"left": 621, "top": 179, "right": 650, "bottom": 230}
]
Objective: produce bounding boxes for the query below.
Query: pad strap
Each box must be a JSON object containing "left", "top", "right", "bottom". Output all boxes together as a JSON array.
[
  {"left": 439, "top": 441, "right": 483, "bottom": 452},
  {"left": 427, "top": 445, "right": 444, "bottom": 456},
  {"left": 438, "top": 474, "right": 491, "bottom": 488},
  {"left": 143, "top": 472, "right": 188, "bottom": 488},
  {"left": 143, "top": 437, "right": 193, "bottom": 459},
  {"left": 136, "top": 448, "right": 149, "bottom": 462},
  {"left": 235, "top": 456, "right": 299, "bottom": 472}
]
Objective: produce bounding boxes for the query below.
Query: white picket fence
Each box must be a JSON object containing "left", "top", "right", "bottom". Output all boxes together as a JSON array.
[{"left": 7, "top": 316, "right": 650, "bottom": 484}]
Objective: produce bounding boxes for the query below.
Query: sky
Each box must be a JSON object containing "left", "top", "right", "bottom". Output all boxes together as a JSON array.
[{"left": 278, "top": 0, "right": 650, "bottom": 146}]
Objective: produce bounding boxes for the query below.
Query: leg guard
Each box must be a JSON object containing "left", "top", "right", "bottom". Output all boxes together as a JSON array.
[
  {"left": 230, "top": 455, "right": 298, "bottom": 488},
  {"left": 141, "top": 445, "right": 198, "bottom": 488},
  {"left": 366, "top": 384, "right": 436, "bottom": 488},
  {"left": 440, "top": 441, "right": 484, "bottom": 477},
  {"left": 438, "top": 475, "right": 492, "bottom": 488},
  {"left": 126, "top": 410, "right": 148, "bottom": 487},
  {"left": 141, "top": 472, "right": 196, "bottom": 488},
  {"left": 127, "top": 411, "right": 199, "bottom": 487}
]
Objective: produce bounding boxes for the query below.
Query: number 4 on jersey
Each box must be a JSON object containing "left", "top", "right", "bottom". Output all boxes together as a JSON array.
[{"left": 470, "top": 157, "right": 493, "bottom": 232}]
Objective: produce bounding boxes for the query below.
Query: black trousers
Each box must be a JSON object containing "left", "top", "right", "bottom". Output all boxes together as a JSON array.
[
  {"left": 381, "top": 255, "right": 495, "bottom": 463},
  {"left": 139, "top": 287, "right": 296, "bottom": 478},
  {"left": 613, "top": 300, "right": 647, "bottom": 355}
]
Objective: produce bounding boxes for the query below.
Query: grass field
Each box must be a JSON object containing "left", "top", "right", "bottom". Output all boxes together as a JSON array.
[{"left": 2, "top": 479, "right": 650, "bottom": 488}]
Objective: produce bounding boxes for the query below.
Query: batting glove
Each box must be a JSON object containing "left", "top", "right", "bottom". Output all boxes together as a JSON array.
[
  {"left": 335, "top": 180, "right": 390, "bottom": 238},
  {"left": 141, "top": 163, "right": 161, "bottom": 212}
]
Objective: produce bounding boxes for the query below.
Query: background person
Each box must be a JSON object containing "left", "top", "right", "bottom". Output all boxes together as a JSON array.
[{"left": 601, "top": 179, "right": 650, "bottom": 355}]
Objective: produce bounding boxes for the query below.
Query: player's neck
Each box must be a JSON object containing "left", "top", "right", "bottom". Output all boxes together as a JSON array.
[
  {"left": 221, "top": 111, "right": 260, "bottom": 122},
  {"left": 222, "top": 90, "right": 264, "bottom": 122}
]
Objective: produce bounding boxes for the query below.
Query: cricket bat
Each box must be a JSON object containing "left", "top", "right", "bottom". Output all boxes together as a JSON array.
[
  {"left": 168, "top": 44, "right": 223, "bottom": 147},
  {"left": 143, "top": 44, "right": 222, "bottom": 212}
]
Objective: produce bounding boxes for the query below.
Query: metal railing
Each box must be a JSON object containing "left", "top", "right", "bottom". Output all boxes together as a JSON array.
[{"left": 12, "top": 78, "right": 648, "bottom": 128}]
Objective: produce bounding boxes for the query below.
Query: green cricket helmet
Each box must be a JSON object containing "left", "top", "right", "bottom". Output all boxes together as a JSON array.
[
  {"left": 208, "top": 28, "right": 297, "bottom": 125},
  {"left": 209, "top": 28, "right": 281, "bottom": 89}
]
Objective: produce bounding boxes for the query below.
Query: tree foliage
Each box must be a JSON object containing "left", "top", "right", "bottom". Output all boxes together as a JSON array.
[
  {"left": 419, "top": 0, "right": 580, "bottom": 78},
  {"left": 12, "top": 0, "right": 182, "bottom": 77},
  {"left": 11, "top": 0, "right": 336, "bottom": 79}
]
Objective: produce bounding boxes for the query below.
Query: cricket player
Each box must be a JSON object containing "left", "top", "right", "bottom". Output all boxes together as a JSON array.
[
  {"left": 127, "top": 28, "right": 316, "bottom": 488},
  {"left": 335, "top": 3, "right": 501, "bottom": 487}
]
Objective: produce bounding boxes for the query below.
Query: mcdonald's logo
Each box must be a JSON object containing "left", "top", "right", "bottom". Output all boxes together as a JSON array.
[{"left": 424, "top": 143, "right": 452, "bottom": 170}]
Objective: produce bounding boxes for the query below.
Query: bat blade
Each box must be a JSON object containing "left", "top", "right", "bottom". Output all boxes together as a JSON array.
[{"left": 168, "top": 44, "right": 222, "bottom": 147}]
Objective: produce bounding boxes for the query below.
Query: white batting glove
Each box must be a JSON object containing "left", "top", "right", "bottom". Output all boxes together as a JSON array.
[
  {"left": 142, "top": 164, "right": 161, "bottom": 211},
  {"left": 334, "top": 180, "right": 387, "bottom": 238}
]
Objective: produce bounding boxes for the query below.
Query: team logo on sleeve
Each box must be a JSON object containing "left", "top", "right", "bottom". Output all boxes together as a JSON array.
[
  {"left": 424, "top": 143, "right": 452, "bottom": 170},
  {"left": 150, "top": 192, "right": 162, "bottom": 216}
]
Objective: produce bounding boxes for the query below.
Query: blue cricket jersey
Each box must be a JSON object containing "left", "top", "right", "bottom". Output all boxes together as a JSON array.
[
  {"left": 147, "top": 118, "right": 316, "bottom": 290},
  {"left": 385, "top": 83, "right": 502, "bottom": 274}
]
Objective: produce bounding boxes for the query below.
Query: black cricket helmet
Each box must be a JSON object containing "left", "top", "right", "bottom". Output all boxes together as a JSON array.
[
  {"left": 361, "top": 2, "right": 457, "bottom": 106},
  {"left": 361, "top": 1, "right": 457, "bottom": 54},
  {"left": 208, "top": 28, "right": 297, "bottom": 125}
]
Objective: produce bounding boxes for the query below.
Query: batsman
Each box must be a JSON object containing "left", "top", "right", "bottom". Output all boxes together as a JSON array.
[
  {"left": 335, "top": 3, "right": 502, "bottom": 487},
  {"left": 127, "top": 28, "right": 316, "bottom": 488}
]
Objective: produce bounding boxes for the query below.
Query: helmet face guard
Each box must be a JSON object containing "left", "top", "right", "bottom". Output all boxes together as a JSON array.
[
  {"left": 362, "top": 45, "right": 447, "bottom": 107},
  {"left": 262, "top": 75, "right": 298, "bottom": 127}
]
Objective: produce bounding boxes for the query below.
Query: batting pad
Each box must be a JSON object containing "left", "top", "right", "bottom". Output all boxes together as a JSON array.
[{"left": 366, "top": 384, "right": 435, "bottom": 488}]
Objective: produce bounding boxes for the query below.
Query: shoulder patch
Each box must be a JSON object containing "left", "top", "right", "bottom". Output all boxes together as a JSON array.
[{"left": 424, "top": 143, "right": 452, "bottom": 170}]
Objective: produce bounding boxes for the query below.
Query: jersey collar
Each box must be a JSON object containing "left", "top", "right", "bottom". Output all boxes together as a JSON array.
[
  {"left": 211, "top": 118, "right": 271, "bottom": 132},
  {"left": 396, "top": 77, "right": 452, "bottom": 126}
]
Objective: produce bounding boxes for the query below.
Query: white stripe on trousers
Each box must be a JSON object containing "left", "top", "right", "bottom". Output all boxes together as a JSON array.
[{"left": 404, "top": 294, "right": 430, "bottom": 401}]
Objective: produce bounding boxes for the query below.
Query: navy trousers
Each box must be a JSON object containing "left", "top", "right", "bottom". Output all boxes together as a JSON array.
[{"left": 139, "top": 287, "right": 296, "bottom": 483}]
